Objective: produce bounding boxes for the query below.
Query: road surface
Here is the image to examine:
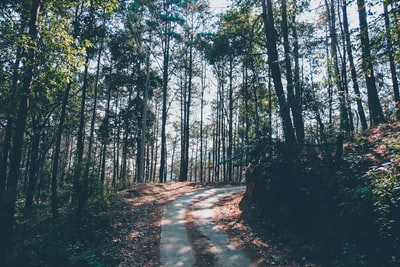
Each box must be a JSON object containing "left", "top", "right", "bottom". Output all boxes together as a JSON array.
[{"left": 160, "top": 186, "right": 254, "bottom": 267}]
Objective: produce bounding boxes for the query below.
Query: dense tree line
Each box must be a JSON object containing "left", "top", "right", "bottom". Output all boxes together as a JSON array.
[{"left": 0, "top": 0, "right": 399, "bottom": 262}]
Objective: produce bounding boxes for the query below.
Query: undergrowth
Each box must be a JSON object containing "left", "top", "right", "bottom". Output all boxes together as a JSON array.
[
  {"left": 246, "top": 123, "right": 400, "bottom": 266},
  {"left": 6, "top": 194, "right": 115, "bottom": 267}
]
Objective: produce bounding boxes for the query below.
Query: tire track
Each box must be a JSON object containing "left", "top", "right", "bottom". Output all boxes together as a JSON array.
[{"left": 160, "top": 186, "right": 252, "bottom": 267}]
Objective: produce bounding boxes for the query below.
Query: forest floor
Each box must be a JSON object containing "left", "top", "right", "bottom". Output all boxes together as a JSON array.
[
  {"left": 98, "top": 182, "right": 316, "bottom": 266},
  {"left": 8, "top": 123, "right": 399, "bottom": 266}
]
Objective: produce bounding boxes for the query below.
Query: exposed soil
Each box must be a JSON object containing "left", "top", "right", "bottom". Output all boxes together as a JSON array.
[
  {"left": 99, "top": 182, "right": 317, "bottom": 266},
  {"left": 214, "top": 192, "right": 317, "bottom": 267},
  {"left": 99, "top": 182, "right": 210, "bottom": 266},
  {"left": 8, "top": 123, "right": 399, "bottom": 266}
]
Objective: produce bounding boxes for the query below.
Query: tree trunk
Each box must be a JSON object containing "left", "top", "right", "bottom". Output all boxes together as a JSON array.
[
  {"left": 325, "top": 0, "right": 351, "bottom": 135},
  {"left": 138, "top": 43, "right": 151, "bottom": 183},
  {"left": 180, "top": 60, "right": 188, "bottom": 182},
  {"left": 152, "top": 101, "right": 160, "bottom": 182},
  {"left": 200, "top": 60, "right": 206, "bottom": 183},
  {"left": 383, "top": 1, "right": 400, "bottom": 105},
  {"left": 291, "top": 0, "right": 305, "bottom": 142},
  {"left": 100, "top": 66, "right": 113, "bottom": 190},
  {"left": 0, "top": 0, "right": 42, "bottom": 261},
  {"left": 228, "top": 57, "right": 233, "bottom": 182},
  {"left": 0, "top": 120, "right": 13, "bottom": 213},
  {"left": 85, "top": 15, "right": 105, "bottom": 191},
  {"left": 342, "top": 0, "right": 368, "bottom": 131},
  {"left": 261, "top": 0, "right": 296, "bottom": 145},
  {"left": 325, "top": 28, "right": 334, "bottom": 128},
  {"left": 120, "top": 88, "right": 133, "bottom": 187},
  {"left": 74, "top": 53, "right": 89, "bottom": 212},
  {"left": 185, "top": 31, "right": 194, "bottom": 181},
  {"left": 281, "top": 0, "right": 297, "bottom": 139},
  {"left": 357, "top": 0, "right": 385, "bottom": 126},
  {"left": 51, "top": 81, "right": 71, "bottom": 217},
  {"left": 0, "top": 21, "right": 27, "bottom": 238},
  {"left": 24, "top": 125, "right": 41, "bottom": 213},
  {"left": 112, "top": 90, "right": 120, "bottom": 188},
  {"left": 159, "top": 15, "right": 170, "bottom": 183}
]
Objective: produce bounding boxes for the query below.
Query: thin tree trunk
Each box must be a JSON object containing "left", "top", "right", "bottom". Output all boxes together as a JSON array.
[
  {"left": 338, "top": 0, "right": 355, "bottom": 134},
  {"left": 243, "top": 59, "right": 250, "bottom": 150},
  {"left": 152, "top": 101, "right": 160, "bottom": 182},
  {"left": 383, "top": 0, "right": 400, "bottom": 104},
  {"left": 74, "top": 53, "right": 89, "bottom": 211},
  {"left": 291, "top": 0, "right": 305, "bottom": 142},
  {"left": 112, "top": 89, "right": 120, "bottom": 188},
  {"left": 180, "top": 62, "right": 188, "bottom": 181},
  {"left": 185, "top": 31, "right": 194, "bottom": 182},
  {"left": 325, "top": 0, "right": 350, "bottom": 136},
  {"left": 252, "top": 76, "right": 262, "bottom": 138},
  {"left": 0, "top": 120, "right": 13, "bottom": 212},
  {"left": 138, "top": 42, "right": 151, "bottom": 183},
  {"left": 200, "top": 60, "right": 205, "bottom": 183},
  {"left": 228, "top": 57, "right": 233, "bottom": 182},
  {"left": 281, "top": 0, "right": 297, "bottom": 139},
  {"left": 179, "top": 73, "right": 185, "bottom": 181},
  {"left": 51, "top": 81, "right": 72, "bottom": 217},
  {"left": 170, "top": 135, "right": 177, "bottom": 181},
  {"left": 326, "top": 28, "right": 333, "bottom": 127},
  {"left": 85, "top": 15, "right": 105, "bottom": 192},
  {"left": 160, "top": 17, "right": 170, "bottom": 183},
  {"left": 120, "top": 88, "right": 133, "bottom": 187},
  {"left": 221, "top": 81, "right": 226, "bottom": 182},
  {"left": 342, "top": 0, "right": 368, "bottom": 131},
  {"left": 24, "top": 125, "right": 41, "bottom": 213}
]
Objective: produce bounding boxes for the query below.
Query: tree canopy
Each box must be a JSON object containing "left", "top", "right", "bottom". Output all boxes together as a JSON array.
[{"left": 1, "top": 0, "right": 400, "bottom": 265}]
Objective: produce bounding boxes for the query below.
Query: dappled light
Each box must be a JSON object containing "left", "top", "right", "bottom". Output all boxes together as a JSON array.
[
  {"left": 161, "top": 187, "right": 250, "bottom": 266},
  {"left": 1, "top": 0, "right": 399, "bottom": 265}
]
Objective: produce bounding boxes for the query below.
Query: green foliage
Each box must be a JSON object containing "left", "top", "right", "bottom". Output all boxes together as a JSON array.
[
  {"left": 369, "top": 164, "right": 400, "bottom": 238},
  {"left": 94, "top": 0, "right": 120, "bottom": 14}
]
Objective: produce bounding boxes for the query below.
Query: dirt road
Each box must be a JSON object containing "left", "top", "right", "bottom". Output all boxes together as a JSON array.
[{"left": 160, "top": 186, "right": 253, "bottom": 267}]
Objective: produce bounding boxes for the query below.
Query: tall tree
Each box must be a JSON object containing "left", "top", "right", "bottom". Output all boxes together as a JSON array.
[
  {"left": 73, "top": 0, "right": 93, "bottom": 210},
  {"left": 282, "top": 0, "right": 298, "bottom": 142},
  {"left": 325, "top": 0, "right": 351, "bottom": 136},
  {"left": 383, "top": 0, "right": 400, "bottom": 106},
  {"left": 156, "top": 0, "right": 186, "bottom": 183},
  {"left": 49, "top": 0, "right": 86, "bottom": 217},
  {"left": 159, "top": 0, "right": 172, "bottom": 183},
  {"left": 357, "top": 0, "right": 385, "bottom": 125},
  {"left": 342, "top": 0, "right": 368, "bottom": 130},
  {"left": 179, "top": 2, "right": 209, "bottom": 182},
  {"left": 179, "top": 7, "right": 195, "bottom": 182},
  {"left": 0, "top": 0, "right": 42, "bottom": 261},
  {"left": 261, "top": 0, "right": 296, "bottom": 145},
  {"left": 291, "top": 0, "right": 305, "bottom": 142},
  {"left": 0, "top": 1, "right": 28, "bottom": 228}
]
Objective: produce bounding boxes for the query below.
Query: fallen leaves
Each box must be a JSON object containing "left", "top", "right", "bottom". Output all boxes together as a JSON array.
[
  {"left": 97, "top": 182, "right": 209, "bottom": 267},
  {"left": 214, "top": 193, "right": 318, "bottom": 267}
]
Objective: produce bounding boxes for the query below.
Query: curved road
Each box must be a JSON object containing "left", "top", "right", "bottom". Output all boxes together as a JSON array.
[{"left": 160, "top": 186, "right": 253, "bottom": 267}]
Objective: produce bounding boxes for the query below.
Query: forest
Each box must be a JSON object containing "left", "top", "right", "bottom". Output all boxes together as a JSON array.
[{"left": 0, "top": 0, "right": 399, "bottom": 266}]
